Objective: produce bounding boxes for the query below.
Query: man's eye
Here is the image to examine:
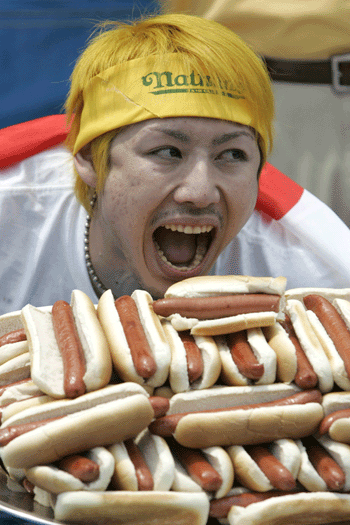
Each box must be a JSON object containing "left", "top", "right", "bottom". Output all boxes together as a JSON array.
[
  {"left": 150, "top": 147, "right": 182, "bottom": 159},
  {"left": 217, "top": 149, "right": 248, "bottom": 162}
]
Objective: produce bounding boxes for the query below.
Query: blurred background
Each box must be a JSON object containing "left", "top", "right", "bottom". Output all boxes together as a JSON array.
[{"left": 0, "top": 0, "right": 158, "bottom": 129}]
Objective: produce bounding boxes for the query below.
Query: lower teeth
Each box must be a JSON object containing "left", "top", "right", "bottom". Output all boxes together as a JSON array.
[{"left": 154, "top": 237, "right": 207, "bottom": 271}]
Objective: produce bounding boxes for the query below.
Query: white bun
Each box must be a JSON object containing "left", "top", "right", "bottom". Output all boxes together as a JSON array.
[
  {"left": 97, "top": 289, "right": 171, "bottom": 387},
  {"left": 0, "top": 340, "right": 28, "bottom": 366},
  {"left": 286, "top": 299, "right": 333, "bottom": 393},
  {"left": 263, "top": 323, "right": 297, "bottom": 383},
  {"left": 21, "top": 290, "right": 112, "bottom": 398},
  {"left": 170, "top": 311, "right": 278, "bottom": 337},
  {"left": 171, "top": 396, "right": 323, "bottom": 449},
  {"left": 227, "top": 439, "right": 300, "bottom": 492},
  {"left": 54, "top": 490, "right": 210, "bottom": 525},
  {"left": 167, "top": 383, "right": 301, "bottom": 415},
  {"left": 296, "top": 439, "right": 328, "bottom": 492},
  {"left": 227, "top": 492, "right": 350, "bottom": 525},
  {"left": 109, "top": 429, "right": 175, "bottom": 492},
  {"left": 162, "top": 320, "right": 221, "bottom": 392},
  {"left": 172, "top": 445, "right": 234, "bottom": 500},
  {"left": 0, "top": 352, "right": 30, "bottom": 386},
  {"left": 0, "top": 379, "right": 42, "bottom": 407},
  {"left": 1, "top": 383, "right": 153, "bottom": 469},
  {"left": 25, "top": 446, "right": 115, "bottom": 494},
  {"left": 165, "top": 275, "right": 287, "bottom": 298},
  {"left": 217, "top": 328, "right": 277, "bottom": 386},
  {"left": 285, "top": 287, "right": 350, "bottom": 303}
]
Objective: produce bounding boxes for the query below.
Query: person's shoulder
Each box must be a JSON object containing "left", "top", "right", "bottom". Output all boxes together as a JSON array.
[{"left": 0, "top": 115, "right": 70, "bottom": 170}]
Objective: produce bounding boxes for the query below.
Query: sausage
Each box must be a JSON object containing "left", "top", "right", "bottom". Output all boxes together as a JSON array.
[
  {"left": 169, "top": 437, "right": 222, "bottom": 492},
  {"left": 149, "top": 396, "right": 170, "bottom": 418},
  {"left": 57, "top": 454, "right": 100, "bottom": 483},
  {"left": 303, "top": 294, "right": 350, "bottom": 378},
  {"left": 302, "top": 436, "right": 346, "bottom": 491},
  {"left": 22, "top": 478, "right": 35, "bottom": 494},
  {"left": 178, "top": 331, "right": 204, "bottom": 383},
  {"left": 281, "top": 316, "right": 318, "bottom": 389},
  {"left": 149, "top": 389, "right": 323, "bottom": 437},
  {"left": 226, "top": 331, "right": 264, "bottom": 381},
  {"left": 0, "top": 329, "right": 27, "bottom": 347},
  {"left": 124, "top": 438, "right": 154, "bottom": 491},
  {"left": 152, "top": 294, "right": 280, "bottom": 319},
  {"left": 209, "top": 491, "right": 296, "bottom": 519},
  {"left": 246, "top": 445, "right": 296, "bottom": 491},
  {"left": 51, "top": 300, "right": 86, "bottom": 398},
  {"left": 115, "top": 296, "right": 157, "bottom": 379},
  {"left": 0, "top": 416, "right": 64, "bottom": 446},
  {"left": 319, "top": 408, "right": 350, "bottom": 435}
]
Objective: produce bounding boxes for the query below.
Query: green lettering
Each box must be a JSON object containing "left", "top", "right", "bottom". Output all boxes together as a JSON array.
[{"left": 189, "top": 71, "right": 203, "bottom": 87}]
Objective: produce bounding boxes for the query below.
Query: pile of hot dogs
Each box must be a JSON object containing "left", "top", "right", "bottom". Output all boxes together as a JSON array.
[{"left": 1, "top": 275, "right": 350, "bottom": 524}]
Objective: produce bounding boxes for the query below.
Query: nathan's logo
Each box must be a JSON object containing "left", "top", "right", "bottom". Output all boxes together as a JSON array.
[{"left": 141, "top": 70, "right": 244, "bottom": 99}]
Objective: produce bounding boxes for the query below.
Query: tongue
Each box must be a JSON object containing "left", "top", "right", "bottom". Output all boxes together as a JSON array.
[{"left": 155, "top": 229, "right": 197, "bottom": 265}]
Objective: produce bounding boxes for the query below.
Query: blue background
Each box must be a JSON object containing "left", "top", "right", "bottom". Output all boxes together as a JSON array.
[{"left": 1, "top": 0, "right": 159, "bottom": 130}]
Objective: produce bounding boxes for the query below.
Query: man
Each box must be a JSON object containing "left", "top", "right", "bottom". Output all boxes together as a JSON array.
[{"left": 1, "top": 13, "right": 350, "bottom": 315}]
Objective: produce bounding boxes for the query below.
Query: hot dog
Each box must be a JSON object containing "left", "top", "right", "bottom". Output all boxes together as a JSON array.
[
  {"left": 211, "top": 490, "right": 350, "bottom": 525},
  {"left": 108, "top": 428, "right": 175, "bottom": 493},
  {"left": 97, "top": 289, "right": 171, "bottom": 387},
  {"left": 152, "top": 275, "right": 287, "bottom": 336},
  {"left": 161, "top": 320, "right": 221, "bottom": 393},
  {"left": 285, "top": 299, "right": 334, "bottom": 393},
  {"left": 217, "top": 327, "right": 276, "bottom": 387},
  {"left": 0, "top": 382, "right": 154, "bottom": 470},
  {"left": 169, "top": 439, "right": 234, "bottom": 499},
  {"left": 24, "top": 446, "right": 115, "bottom": 495},
  {"left": 227, "top": 439, "right": 300, "bottom": 493},
  {"left": 149, "top": 385, "right": 324, "bottom": 448},
  {"left": 21, "top": 290, "right": 113, "bottom": 399}
]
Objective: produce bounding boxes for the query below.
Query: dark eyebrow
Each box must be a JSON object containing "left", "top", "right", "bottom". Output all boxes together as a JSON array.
[
  {"left": 152, "top": 128, "right": 190, "bottom": 142},
  {"left": 151, "top": 127, "right": 256, "bottom": 144},
  {"left": 212, "top": 131, "right": 256, "bottom": 146}
]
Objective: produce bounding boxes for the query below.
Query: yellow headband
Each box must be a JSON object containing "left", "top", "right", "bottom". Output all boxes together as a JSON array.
[{"left": 74, "top": 53, "right": 263, "bottom": 155}]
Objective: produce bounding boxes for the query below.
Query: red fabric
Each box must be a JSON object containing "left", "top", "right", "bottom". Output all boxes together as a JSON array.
[
  {"left": 0, "top": 115, "right": 303, "bottom": 220},
  {"left": 0, "top": 114, "right": 69, "bottom": 169},
  {"left": 256, "top": 163, "right": 304, "bottom": 220}
]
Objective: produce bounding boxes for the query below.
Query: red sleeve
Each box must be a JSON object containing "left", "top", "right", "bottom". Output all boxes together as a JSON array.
[
  {"left": 0, "top": 115, "right": 70, "bottom": 169},
  {"left": 255, "top": 162, "right": 304, "bottom": 220}
]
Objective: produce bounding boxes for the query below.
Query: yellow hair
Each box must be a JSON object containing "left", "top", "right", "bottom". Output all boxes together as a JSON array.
[{"left": 65, "top": 13, "right": 274, "bottom": 212}]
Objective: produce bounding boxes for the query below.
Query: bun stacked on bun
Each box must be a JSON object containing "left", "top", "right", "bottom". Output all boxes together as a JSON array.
[{"left": 152, "top": 276, "right": 287, "bottom": 336}]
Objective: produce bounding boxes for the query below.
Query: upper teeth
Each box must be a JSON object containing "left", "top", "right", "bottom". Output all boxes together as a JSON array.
[{"left": 164, "top": 224, "right": 213, "bottom": 234}]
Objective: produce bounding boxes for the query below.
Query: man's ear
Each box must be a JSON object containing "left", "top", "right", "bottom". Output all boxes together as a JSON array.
[{"left": 74, "top": 144, "right": 97, "bottom": 188}]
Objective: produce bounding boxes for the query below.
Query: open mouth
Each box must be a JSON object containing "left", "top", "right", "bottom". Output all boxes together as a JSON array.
[{"left": 153, "top": 224, "right": 214, "bottom": 272}]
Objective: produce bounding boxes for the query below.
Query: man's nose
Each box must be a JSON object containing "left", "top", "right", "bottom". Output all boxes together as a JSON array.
[{"left": 173, "top": 160, "right": 220, "bottom": 208}]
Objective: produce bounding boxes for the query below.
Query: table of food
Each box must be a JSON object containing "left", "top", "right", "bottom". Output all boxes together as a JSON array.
[{"left": 1, "top": 275, "right": 350, "bottom": 525}]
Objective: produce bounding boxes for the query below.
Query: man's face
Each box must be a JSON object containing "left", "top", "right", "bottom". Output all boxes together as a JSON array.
[{"left": 98, "top": 117, "right": 260, "bottom": 297}]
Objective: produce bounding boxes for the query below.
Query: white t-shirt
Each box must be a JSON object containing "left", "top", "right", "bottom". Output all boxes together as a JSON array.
[{"left": 1, "top": 117, "right": 350, "bottom": 314}]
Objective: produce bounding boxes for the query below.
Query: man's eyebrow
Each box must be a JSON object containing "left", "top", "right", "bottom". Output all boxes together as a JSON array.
[
  {"left": 212, "top": 131, "right": 256, "bottom": 146},
  {"left": 152, "top": 128, "right": 190, "bottom": 142}
]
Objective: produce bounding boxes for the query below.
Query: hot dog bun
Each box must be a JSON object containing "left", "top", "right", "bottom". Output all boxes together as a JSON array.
[
  {"left": 149, "top": 384, "right": 324, "bottom": 449},
  {"left": 0, "top": 382, "right": 154, "bottom": 469},
  {"left": 97, "top": 289, "right": 171, "bottom": 387},
  {"left": 217, "top": 327, "right": 277, "bottom": 386},
  {"left": 161, "top": 320, "right": 221, "bottom": 392},
  {"left": 171, "top": 444, "right": 234, "bottom": 499},
  {"left": 21, "top": 290, "right": 112, "bottom": 398},
  {"left": 54, "top": 490, "right": 210, "bottom": 525},
  {"left": 227, "top": 439, "right": 300, "bottom": 493},
  {"left": 153, "top": 275, "right": 286, "bottom": 336},
  {"left": 25, "top": 446, "right": 115, "bottom": 494},
  {"left": 109, "top": 428, "right": 175, "bottom": 492}
]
